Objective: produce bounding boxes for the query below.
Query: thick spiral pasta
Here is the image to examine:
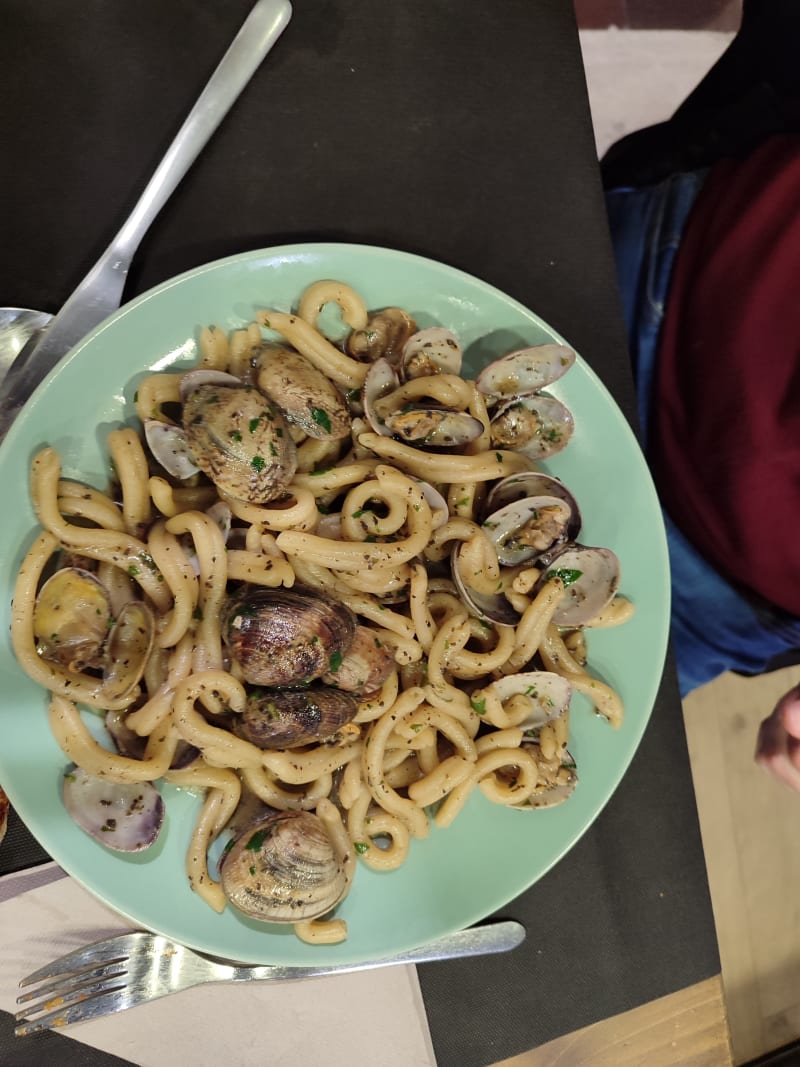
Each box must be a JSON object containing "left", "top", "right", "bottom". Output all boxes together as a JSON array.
[{"left": 10, "top": 278, "right": 634, "bottom": 944}]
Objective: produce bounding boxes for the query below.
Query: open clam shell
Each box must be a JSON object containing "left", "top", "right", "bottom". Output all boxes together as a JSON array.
[
  {"left": 489, "top": 393, "right": 574, "bottom": 459},
  {"left": 450, "top": 544, "right": 520, "bottom": 627},
  {"left": 475, "top": 343, "right": 576, "bottom": 400},
  {"left": 346, "top": 307, "right": 417, "bottom": 364},
  {"left": 539, "top": 544, "right": 621, "bottom": 627},
  {"left": 103, "top": 601, "right": 155, "bottom": 701},
  {"left": 32, "top": 567, "right": 111, "bottom": 672},
  {"left": 144, "top": 420, "right": 201, "bottom": 480},
  {"left": 481, "top": 494, "right": 574, "bottom": 568},
  {"left": 514, "top": 748, "right": 578, "bottom": 809},
  {"left": 62, "top": 766, "right": 164, "bottom": 852},
  {"left": 485, "top": 472, "right": 582, "bottom": 538},
  {"left": 178, "top": 368, "right": 243, "bottom": 401},
  {"left": 384, "top": 407, "right": 484, "bottom": 448},
  {"left": 362, "top": 357, "right": 400, "bottom": 436},
  {"left": 480, "top": 670, "right": 572, "bottom": 730},
  {"left": 401, "top": 326, "right": 462, "bottom": 379}
]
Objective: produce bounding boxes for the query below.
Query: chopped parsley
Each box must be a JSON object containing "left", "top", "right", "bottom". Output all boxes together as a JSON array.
[
  {"left": 470, "top": 696, "right": 487, "bottom": 715},
  {"left": 328, "top": 649, "right": 343, "bottom": 674},
  {"left": 311, "top": 408, "right": 332, "bottom": 433},
  {"left": 245, "top": 828, "right": 271, "bottom": 851},
  {"left": 545, "top": 567, "right": 583, "bottom": 587},
  {"left": 354, "top": 841, "right": 370, "bottom": 854},
  {"left": 251, "top": 455, "right": 266, "bottom": 473}
]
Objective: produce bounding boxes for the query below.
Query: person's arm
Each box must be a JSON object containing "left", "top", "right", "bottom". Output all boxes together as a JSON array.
[{"left": 755, "top": 683, "right": 800, "bottom": 792}]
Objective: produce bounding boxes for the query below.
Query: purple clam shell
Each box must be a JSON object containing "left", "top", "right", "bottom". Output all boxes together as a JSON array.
[{"left": 62, "top": 766, "right": 164, "bottom": 852}]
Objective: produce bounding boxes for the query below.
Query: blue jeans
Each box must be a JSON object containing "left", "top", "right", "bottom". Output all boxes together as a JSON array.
[{"left": 606, "top": 174, "right": 800, "bottom": 696}]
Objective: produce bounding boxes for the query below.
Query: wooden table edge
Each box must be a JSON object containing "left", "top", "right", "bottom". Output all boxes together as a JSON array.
[{"left": 491, "top": 974, "right": 732, "bottom": 1066}]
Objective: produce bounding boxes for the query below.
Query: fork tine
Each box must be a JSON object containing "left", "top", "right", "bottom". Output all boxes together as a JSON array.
[
  {"left": 16, "top": 969, "right": 127, "bottom": 1020},
  {"left": 16, "top": 959, "right": 129, "bottom": 1005},
  {"left": 15, "top": 984, "right": 128, "bottom": 1037},
  {"left": 18, "top": 933, "right": 136, "bottom": 986}
]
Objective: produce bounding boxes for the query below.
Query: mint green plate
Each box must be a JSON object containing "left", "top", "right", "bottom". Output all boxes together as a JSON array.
[{"left": 0, "top": 244, "right": 670, "bottom": 965}]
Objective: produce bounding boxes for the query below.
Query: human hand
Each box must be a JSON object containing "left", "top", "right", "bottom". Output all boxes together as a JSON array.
[{"left": 755, "top": 683, "right": 800, "bottom": 792}]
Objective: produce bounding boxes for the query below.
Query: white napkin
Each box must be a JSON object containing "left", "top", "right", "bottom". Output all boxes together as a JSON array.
[{"left": 0, "top": 867, "right": 437, "bottom": 1067}]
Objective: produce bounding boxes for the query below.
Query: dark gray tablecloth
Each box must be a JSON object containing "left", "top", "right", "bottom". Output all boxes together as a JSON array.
[{"left": 0, "top": 3, "right": 720, "bottom": 1065}]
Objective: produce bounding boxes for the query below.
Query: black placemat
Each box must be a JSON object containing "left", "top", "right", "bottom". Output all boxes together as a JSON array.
[{"left": 1, "top": 3, "right": 720, "bottom": 1065}]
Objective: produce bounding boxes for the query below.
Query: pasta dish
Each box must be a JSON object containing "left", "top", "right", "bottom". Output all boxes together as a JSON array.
[{"left": 10, "top": 278, "right": 633, "bottom": 944}]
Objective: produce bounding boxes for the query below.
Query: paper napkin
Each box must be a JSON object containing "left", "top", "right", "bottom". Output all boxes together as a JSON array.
[{"left": 0, "top": 868, "right": 437, "bottom": 1066}]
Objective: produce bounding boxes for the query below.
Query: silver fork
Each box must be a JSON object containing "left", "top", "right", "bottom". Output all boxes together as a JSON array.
[{"left": 16, "top": 921, "right": 525, "bottom": 1035}]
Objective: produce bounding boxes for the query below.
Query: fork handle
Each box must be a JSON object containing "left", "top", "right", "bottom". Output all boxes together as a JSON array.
[
  {"left": 228, "top": 920, "right": 526, "bottom": 981},
  {"left": 0, "top": 0, "right": 292, "bottom": 443}
]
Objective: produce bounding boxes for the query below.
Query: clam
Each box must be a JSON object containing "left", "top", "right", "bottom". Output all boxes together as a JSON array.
[
  {"left": 33, "top": 567, "right": 111, "bottom": 671},
  {"left": 256, "top": 346, "right": 351, "bottom": 441},
  {"left": 33, "top": 565, "right": 156, "bottom": 697},
  {"left": 478, "top": 672, "right": 578, "bottom": 809},
  {"left": 182, "top": 384, "right": 297, "bottom": 504},
  {"left": 62, "top": 766, "right": 164, "bottom": 852},
  {"left": 489, "top": 393, "right": 574, "bottom": 458},
  {"left": 485, "top": 472, "right": 582, "bottom": 538},
  {"left": 320, "top": 624, "right": 396, "bottom": 696},
  {"left": 105, "top": 710, "right": 199, "bottom": 768},
  {"left": 222, "top": 587, "right": 357, "bottom": 687},
  {"left": 475, "top": 343, "right": 576, "bottom": 400},
  {"left": 481, "top": 495, "right": 573, "bottom": 567},
  {"left": 143, "top": 419, "right": 201, "bottom": 480},
  {"left": 383, "top": 407, "right": 484, "bottom": 448},
  {"left": 346, "top": 307, "right": 417, "bottom": 364},
  {"left": 234, "top": 685, "right": 359, "bottom": 749},
  {"left": 103, "top": 600, "right": 156, "bottom": 700},
  {"left": 417, "top": 481, "right": 450, "bottom": 530},
  {"left": 451, "top": 546, "right": 520, "bottom": 627},
  {"left": 513, "top": 749, "right": 578, "bottom": 809},
  {"left": 179, "top": 369, "right": 243, "bottom": 400},
  {"left": 362, "top": 357, "right": 401, "bottom": 436},
  {"left": 219, "top": 810, "right": 351, "bottom": 923},
  {"left": 402, "top": 327, "right": 462, "bottom": 379},
  {"left": 480, "top": 670, "right": 572, "bottom": 730},
  {"left": 538, "top": 544, "right": 621, "bottom": 627}
]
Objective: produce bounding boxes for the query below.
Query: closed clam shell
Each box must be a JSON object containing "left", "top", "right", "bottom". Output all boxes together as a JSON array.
[
  {"left": 222, "top": 587, "right": 357, "bottom": 687},
  {"left": 183, "top": 384, "right": 297, "bottom": 503},
  {"left": 320, "top": 625, "right": 396, "bottom": 696},
  {"left": 257, "top": 346, "right": 351, "bottom": 441},
  {"left": 220, "top": 810, "right": 350, "bottom": 923},
  {"left": 235, "top": 685, "right": 358, "bottom": 749}
]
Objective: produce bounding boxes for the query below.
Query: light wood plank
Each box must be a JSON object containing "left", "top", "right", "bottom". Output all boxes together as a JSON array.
[
  {"left": 492, "top": 975, "right": 731, "bottom": 1067},
  {"left": 683, "top": 666, "right": 800, "bottom": 1064}
]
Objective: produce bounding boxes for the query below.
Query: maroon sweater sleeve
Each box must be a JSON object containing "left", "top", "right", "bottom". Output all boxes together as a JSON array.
[{"left": 650, "top": 134, "right": 800, "bottom": 615}]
